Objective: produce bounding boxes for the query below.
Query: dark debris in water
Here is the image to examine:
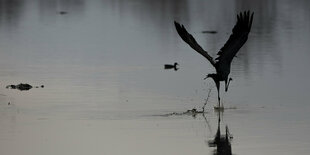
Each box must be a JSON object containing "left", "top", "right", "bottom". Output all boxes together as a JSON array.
[
  {"left": 59, "top": 11, "right": 68, "bottom": 15},
  {"left": 6, "top": 83, "right": 44, "bottom": 91},
  {"left": 202, "top": 30, "right": 217, "bottom": 34},
  {"left": 158, "top": 108, "right": 207, "bottom": 118},
  {"left": 157, "top": 106, "right": 238, "bottom": 118}
]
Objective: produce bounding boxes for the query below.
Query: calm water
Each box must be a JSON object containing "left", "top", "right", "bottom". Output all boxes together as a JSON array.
[{"left": 0, "top": 0, "right": 310, "bottom": 154}]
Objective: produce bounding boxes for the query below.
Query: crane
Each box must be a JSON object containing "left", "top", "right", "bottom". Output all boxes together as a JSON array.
[{"left": 174, "top": 11, "right": 254, "bottom": 108}]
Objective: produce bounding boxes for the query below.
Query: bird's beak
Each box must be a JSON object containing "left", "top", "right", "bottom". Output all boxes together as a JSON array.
[{"left": 204, "top": 74, "right": 210, "bottom": 80}]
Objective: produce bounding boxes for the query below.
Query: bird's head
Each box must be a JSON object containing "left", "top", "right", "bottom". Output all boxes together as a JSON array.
[
  {"left": 205, "top": 74, "right": 221, "bottom": 92},
  {"left": 174, "top": 63, "right": 179, "bottom": 71},
  {"left": 224, "top": 77, "right": 233, "bottom": 92}
]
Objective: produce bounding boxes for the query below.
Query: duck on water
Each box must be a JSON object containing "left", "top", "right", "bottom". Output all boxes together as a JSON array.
[{"left": 164, "top": 62, "right": 179, "bottom": 71}]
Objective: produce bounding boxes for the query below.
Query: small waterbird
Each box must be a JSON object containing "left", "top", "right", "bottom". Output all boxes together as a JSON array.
[
  {"left": 164, "top": 62, "right": 179, "bottom": 71},
  {"left": 175, "top": 11, "right": 254, "bottom": 108}
]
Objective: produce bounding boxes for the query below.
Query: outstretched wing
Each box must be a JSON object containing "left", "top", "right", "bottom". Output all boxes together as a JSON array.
[
  {"left": 174, "top": 21, "right": 216, "bottom": 67},
  {"left": 215, "top": 11, "right": 254, "bottom": 65}
]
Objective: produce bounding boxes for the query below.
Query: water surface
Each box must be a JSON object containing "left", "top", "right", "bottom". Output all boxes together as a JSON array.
[{"left": 0, "top": 0, "right": 310, "bottom": 154}]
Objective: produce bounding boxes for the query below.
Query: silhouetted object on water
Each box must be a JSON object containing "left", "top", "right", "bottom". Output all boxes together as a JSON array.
[
  {"left": 175, "top": 11, "right": 254, "bottom": 108},
  {"left": 202, "top": 30, "right": 217, "bottom": 34},
  {"left": 208, "top": 112, "right": 233, "bottom": 155},
  {"left": 6, "top": 83, "right": 44, "bottom": 91},
  {"left": 164, "top": 62, "right": 179, "bottom": 71},
  {"left": 59, "top": 11, "right": 68, "bottom": 15},
  {"left": 6, "top": 83, "right": 32, "bottom": 91}
]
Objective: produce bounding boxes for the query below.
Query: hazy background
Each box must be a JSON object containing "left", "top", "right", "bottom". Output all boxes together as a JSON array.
[{"left": 0, "top": 0, "right": 310, "bottom": 154}]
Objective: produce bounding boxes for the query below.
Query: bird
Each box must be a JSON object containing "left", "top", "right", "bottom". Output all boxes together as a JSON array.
[
  {"left": 174, "top": 11, "right": 254, "bottom": 108},
  {"left": 59, "top": 11, "right": 68, "bottom": 15},
  {"left": 164, "top": 62, "right": 179, "bottom": 71}
]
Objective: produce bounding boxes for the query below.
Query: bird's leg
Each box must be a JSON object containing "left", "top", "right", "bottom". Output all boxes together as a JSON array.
[
  {"left": 215, "top": 81, "right": 221, "bottom": 108},
  {"left": 204, "top": 74, "right": 221, "bottom": 108},
  {"left": 218, "top": 91, "right": 221, "bottom": 108},
  {"left": 218, "top": 108, "right": 221, "bottom": 123},
  {"left": 225, "top": 78, "right": 233, "bottom": 92}
]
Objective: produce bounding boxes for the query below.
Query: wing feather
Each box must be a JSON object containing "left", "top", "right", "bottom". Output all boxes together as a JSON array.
[
  {"left": 215, "top": 11, "right": 254, "bottom": 64},
  {"left": 174, "top": 21, "right": 216, "bottom": 67}
]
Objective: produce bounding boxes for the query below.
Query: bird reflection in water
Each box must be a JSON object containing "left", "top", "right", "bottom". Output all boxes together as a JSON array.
[{"left": 206, "top": 111, "right": 233, "bottom": 155}]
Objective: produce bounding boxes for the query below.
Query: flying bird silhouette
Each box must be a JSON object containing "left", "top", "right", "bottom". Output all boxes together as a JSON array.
[{"left": 174, "top": 11, "right": 254, "bottom": 108}]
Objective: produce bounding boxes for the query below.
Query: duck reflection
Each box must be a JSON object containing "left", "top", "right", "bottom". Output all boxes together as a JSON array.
[{"left": 207, "top": 112, "right": 233, "bottom": 155}]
